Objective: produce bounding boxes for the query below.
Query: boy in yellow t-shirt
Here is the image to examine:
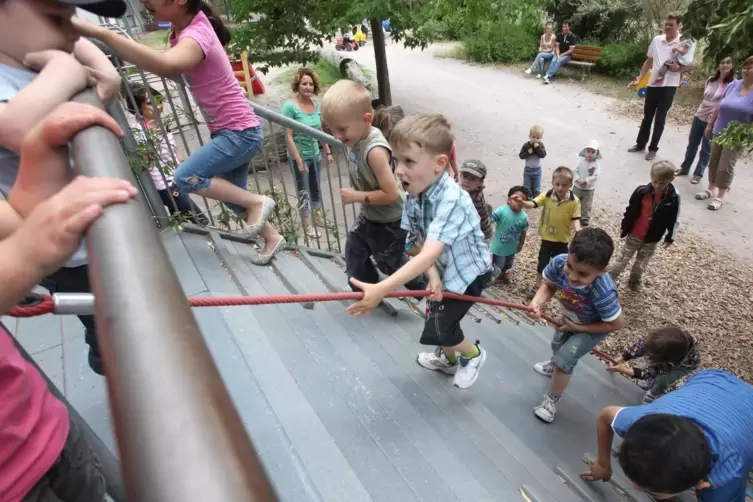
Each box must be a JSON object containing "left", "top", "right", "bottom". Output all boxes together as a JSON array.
[{"left": 515, "top": 166, "right": 581, "bottom": 295}]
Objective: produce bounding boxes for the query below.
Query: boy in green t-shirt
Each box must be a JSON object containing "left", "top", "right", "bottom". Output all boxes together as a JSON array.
[{"left": 490, "top": 186, "right": 530, "bottom": 284}]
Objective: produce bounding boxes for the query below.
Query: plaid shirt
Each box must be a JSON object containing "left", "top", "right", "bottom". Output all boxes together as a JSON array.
[{"left": 402, "top": 172, "right": 492, "bottom": 293}]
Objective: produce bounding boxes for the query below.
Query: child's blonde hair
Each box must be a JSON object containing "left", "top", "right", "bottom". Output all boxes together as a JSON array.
[
  {"left": 321, "top": 79, "right": 373, "bottom": 119},
  {"left": 650, "top": 161, "right": 676, "bottom": 182},
  {"left": 530, "top": 125, "right": 544, "bottom": 137},
  {"left": 389, "top": 113, "right": 454, "bottom": 156},
  {"left": 372, "top": 105, "right": 405, "bottom": 139},
  {"left": 552, "top": 166, "right": 574, "bottom": 182}
]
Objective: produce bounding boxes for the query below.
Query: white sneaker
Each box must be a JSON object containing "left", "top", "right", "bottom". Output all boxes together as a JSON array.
[
  {"left": 536, "top": 74, "right": 542, "bottom": 79},
  {"left": 524, "top": 68, "right": 532, "bottom": 75},
  {"left": 533, "top": 359, "right": 555, "bottom": 377},
  {"left": 533, "top": 395, "right": 557, "bottom": 423},
  {"left": 453, "top": 345, "right": 487, "bottom": 389},
  {"left": 543, "top": 75, "right": 551, "bottom": 85},
  {"left": 417, "top": 347, "right": 457, "bottom": 375}
]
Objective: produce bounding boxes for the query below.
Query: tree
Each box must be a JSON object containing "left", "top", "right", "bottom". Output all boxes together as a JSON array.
[
  {"left": 228, "top": 0, "right": 434, "bottom": 105},
  {"left": 684, "top": 0, "right": 753, "bottom": 66}
]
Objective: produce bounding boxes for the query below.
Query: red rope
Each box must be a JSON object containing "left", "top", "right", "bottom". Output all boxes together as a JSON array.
[{"left": 6, "top": 291, "right": 616, "bottom": 364}]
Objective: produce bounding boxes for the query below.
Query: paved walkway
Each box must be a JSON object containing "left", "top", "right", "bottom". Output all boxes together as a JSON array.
[{"left": 338, "top": 42, "right": 752, "bottom": 262}]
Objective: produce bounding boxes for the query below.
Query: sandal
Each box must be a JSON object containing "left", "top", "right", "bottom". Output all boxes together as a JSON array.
[
  {"left": 707, "top": 198, "right": 723, "bottom": 211},
  {"left": 245, "top": 197, "right": 276, "bottom": 238},
  {"left": 249, "top": 236, "right": 287, "bottom": 265},
  {"left": 690, "top": 176, "right": 701, "bottom": 184},
  {"left": 674, "top": 169, "right": 688, "bottom": 176},
  {"left": 695, "top": 189, "right": 713, "bottom": 200}
]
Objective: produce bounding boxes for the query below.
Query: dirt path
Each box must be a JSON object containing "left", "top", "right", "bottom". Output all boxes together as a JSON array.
[{"left": 337, "top": 41, "right": 752, "bottom": 263}]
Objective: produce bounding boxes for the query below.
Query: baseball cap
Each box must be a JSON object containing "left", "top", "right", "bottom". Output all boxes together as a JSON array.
[
  {"left": 61, "top": 0, "right": 127, "bottom": 17},
  {"left": 580, "top": 140, "right": 602, "bottom": 159},
  {"left": 459, "top": 159, "right": 487, "bottom": 179}
]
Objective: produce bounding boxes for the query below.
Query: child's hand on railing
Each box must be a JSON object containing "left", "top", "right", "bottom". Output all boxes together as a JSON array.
[{"left": 23, "top": 51, "right": 94, "bottom": 92}]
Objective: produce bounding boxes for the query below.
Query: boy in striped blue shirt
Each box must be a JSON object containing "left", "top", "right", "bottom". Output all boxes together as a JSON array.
[
  {"left": 348, "top": 113, "right": 493, "bottom": 389},
  {"left": 524, "top": 227, "right": 625, "bottom": 423},
  {"left": 582, "top": 370, "right": 753, "bottom": 502}
]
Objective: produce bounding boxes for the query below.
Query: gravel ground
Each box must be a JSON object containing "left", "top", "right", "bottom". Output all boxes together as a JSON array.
[{"left": 497, "top": 207, "right": 753, "bottom": 384}]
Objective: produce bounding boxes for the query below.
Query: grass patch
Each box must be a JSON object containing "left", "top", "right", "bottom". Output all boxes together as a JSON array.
[
  {"left": 135, "top": 30, "right": 170, "bottom": 50},
  {"left": 274, "top": 58, "right": 342, "bottom": 90}
]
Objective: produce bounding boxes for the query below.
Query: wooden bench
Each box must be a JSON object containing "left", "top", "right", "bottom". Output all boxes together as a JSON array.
[{"left": 567, "top": 45, "right": 601, "bottom": 80}]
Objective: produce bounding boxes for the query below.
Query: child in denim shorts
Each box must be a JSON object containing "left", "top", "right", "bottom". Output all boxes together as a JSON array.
[{"left": 528, "top": 227, "right": 625, "bottom": 423}]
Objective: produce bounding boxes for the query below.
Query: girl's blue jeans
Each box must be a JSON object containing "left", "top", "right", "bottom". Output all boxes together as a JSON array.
[
  {"left": 532, "top": 52, "right": 555, "bottom": 74},
  {"left": 679, "top": 116, "right": 711, "bottom": 178},
  {"left": 174, "top": 126, "right": 264, "bottom": 214},
  {"left": 289, "top": 155, "right": 323, "bottom": 219}
]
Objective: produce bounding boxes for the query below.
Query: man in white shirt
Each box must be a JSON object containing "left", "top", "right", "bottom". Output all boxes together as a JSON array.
[{"left": 628, "top": 13, "right": 697, "bottom": 161}]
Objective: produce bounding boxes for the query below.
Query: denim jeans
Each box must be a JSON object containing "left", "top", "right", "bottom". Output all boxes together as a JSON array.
[
  {"left": 173, "top": 126, "right": 263, "bottom": 214},
  {"left": 532, "top": 52, "right": 555, "bottom": 75},
  {"left": 545, "top": 55, "right": 571, "bottom": 78},
  {"left": 523, "top": 168, "right": 542, "bottom": 198},
  {"left": 289, "top": 155, "right": 323, "bottom": 219},
  {"left": 680, "top": 116, "right": 711, "bottom": 177}
]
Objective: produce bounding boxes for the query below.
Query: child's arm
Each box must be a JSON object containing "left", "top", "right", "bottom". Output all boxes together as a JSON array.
[
  {"left": 7, "top": 102, "right": 124, "bottom": 219},
  {"left": 0, "top": 51, "right": 91, "bottom": 153},
  {"left": 572, "top": 199, "right": 582, "bottom": 232},
  {"left": 579, "top": 406, "right": 622, "bottom": 483},
  {"left": 340, "top": 146, "right": 396, "bottom": 205},
  {"left": 534, "top": 142, "right": 546, "bottom": 158},
  {"left": 476, "top": 192, "right": 493, "bottom": 239},
  {"left": 513, "top": 191, "right": 545, "bottom": 210},
  {"left": 620, "top": 188, "right": 640, "bottom": 237},
  {"left": 663, "top": 200, "right": 680, "bottom": 246},
  {"left": 73, "top": 38, "right": 120, "bottom": 105},
  {"left": 74, "top": 19, "right": 204, "bottom": 78},
  {"left": 517, "top": 230, "right": 527, "bottom": 252},
  {"left": 519, "top": 142, "right": 532, "bottom": 159},
  {"left": 586, "top": 163, "right": 601, "bottom": 186}
]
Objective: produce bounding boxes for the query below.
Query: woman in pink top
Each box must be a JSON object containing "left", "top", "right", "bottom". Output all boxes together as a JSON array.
[
  {"left": 74, "top": 1, "right": 285, "bottom": 264},
  {"left": 676, "top": 57, "right": 735, "bottom": 184}
]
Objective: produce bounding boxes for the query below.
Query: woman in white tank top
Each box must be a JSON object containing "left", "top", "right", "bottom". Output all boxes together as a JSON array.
[{"left": 525, "top": 22, "right": 556, "bottom": 78}]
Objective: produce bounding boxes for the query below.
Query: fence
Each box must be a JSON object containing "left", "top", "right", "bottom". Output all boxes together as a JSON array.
[{"left": 103, "top": 42, "right": 357, "bottom": 256}]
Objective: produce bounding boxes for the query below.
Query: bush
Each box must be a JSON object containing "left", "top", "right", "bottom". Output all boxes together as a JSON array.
[
  {"left": 463, "top": 22, "right": 538, "bottom": 64},
  {"left": 593, "top": 42, "right": 648, "bottom": 79}
]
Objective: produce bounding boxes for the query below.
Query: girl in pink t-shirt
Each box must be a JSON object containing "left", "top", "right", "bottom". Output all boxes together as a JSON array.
[{"left": 74, "top": 1, "right": 285, "bottom": 264}]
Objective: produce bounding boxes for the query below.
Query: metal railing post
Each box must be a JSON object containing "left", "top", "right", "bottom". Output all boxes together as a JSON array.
[{"left": 71, "top": 90, "right": 278, "bottom": 502}]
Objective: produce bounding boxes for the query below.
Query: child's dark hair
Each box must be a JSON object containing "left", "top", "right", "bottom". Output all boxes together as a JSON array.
[
  {"left": 618, "top": 414, "right": 711, "bottom": 494},
  {"left": 568, "top": 227, "right": 613, "bottom": 269},
  {"left": 644, "top": 327, "right": 690, "bottom": 364},
  {"left": 186, "top": 0, "right": 231, "bottom": 46},
  {"left": 508, "top": 185, "right": 531, "bottom": 199},
  {"left": 125, "top": 83, "right": 162, "bottom": 116}
]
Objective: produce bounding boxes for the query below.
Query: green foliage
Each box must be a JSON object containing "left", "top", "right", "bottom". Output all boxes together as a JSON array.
[
  {"left": 423, "top": 0, "right": 546, "bottom": 41},
  {"left": 684, "top": 0, "right": 753, "bottom": 67},
  {"left": 593, "top": 41, "right": 650, "bottom": 78},
  {"left": 274, "top": 58, "right": 343, "bottom": 90},
  {"left": 546, "top": 0, "right": 656, "bottom": 43},
  {"left": 463, "top": 21, "right": 538, "bottom": 63},
  {"left": 714, "top": 121, "right": 753, "bottom": 153},
  {"left": 228, "top": 0, "right": 431, "bottom": 73}
]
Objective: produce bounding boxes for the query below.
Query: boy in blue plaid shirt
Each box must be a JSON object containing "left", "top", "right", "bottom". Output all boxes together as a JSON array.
[{"left": 348, "top": 113, "right": 492, "bottom": 389}]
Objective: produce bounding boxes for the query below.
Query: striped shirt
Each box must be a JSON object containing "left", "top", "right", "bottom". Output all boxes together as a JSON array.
[
  {"left": 402, "top": 172, "right": 492, "bottom": 293},
  {"left": 612, "top": 370, "right": 753, "bottom": 493},
  {"left": 542, "top": 254, "right": 622, "bottom": 329}
]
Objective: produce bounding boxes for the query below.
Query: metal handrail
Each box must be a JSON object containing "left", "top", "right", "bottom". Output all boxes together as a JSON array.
[
  {"left": 248, "top": 101, "right": 343, "bottom": 147},
  {"left": 71, "top": 89, "right": 277, "bottom": 502}
]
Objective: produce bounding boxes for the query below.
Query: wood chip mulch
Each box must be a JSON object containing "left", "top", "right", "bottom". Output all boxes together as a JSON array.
[{"left": 493, "top": 205, "right": 753, "bottom": 384}]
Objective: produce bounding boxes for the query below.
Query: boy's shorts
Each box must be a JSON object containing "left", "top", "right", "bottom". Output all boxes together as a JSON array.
[
  {"left": 420, "top": 273, "right": 490, "bottom": 347},
  {"left": 537, "top": 240, "right": 569, "bottom": 274},
  {"left": 551, "top": 330, "right": 607, "bottom": 374}
]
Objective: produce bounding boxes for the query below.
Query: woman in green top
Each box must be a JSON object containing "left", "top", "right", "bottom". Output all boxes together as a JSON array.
[{"left": 281, "top": 68, "right": 334, "bottom": 238}]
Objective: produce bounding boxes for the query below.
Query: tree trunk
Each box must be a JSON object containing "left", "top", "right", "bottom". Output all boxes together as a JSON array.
[{"left": 370, "top": 18, "right": 392, "bottom": 106}]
